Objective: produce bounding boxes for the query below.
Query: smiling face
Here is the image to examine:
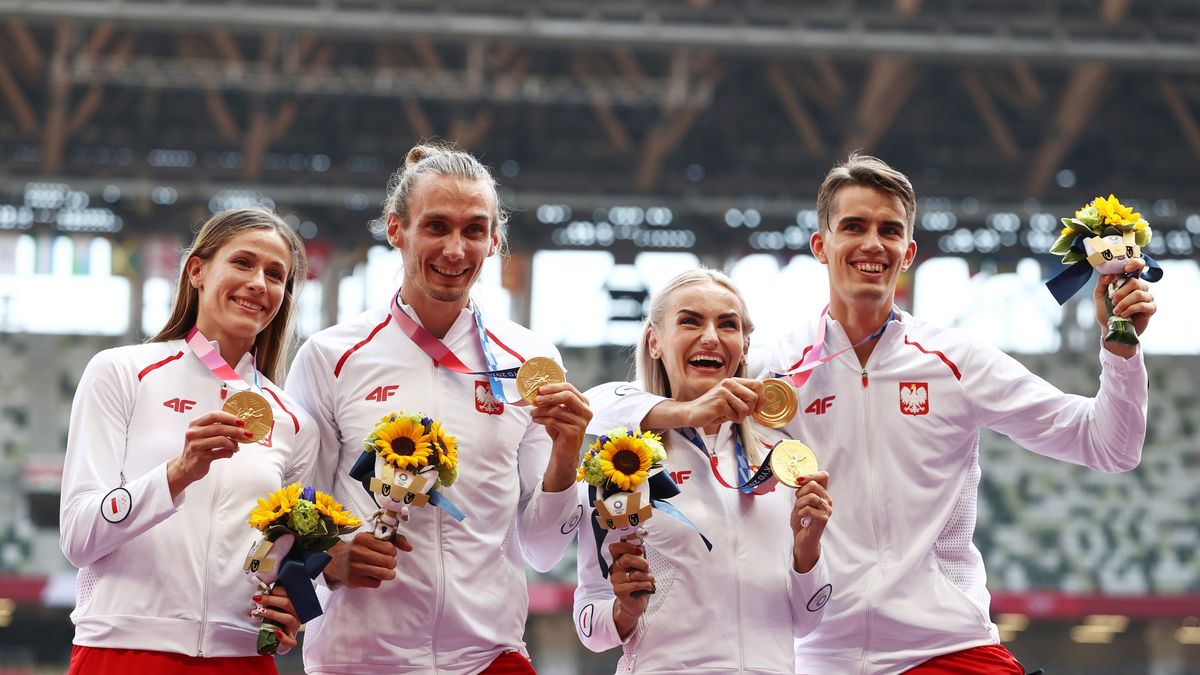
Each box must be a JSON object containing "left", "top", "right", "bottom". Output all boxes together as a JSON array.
[
  {"left": 389, "top": 174, "right": 500, "bottom": 326},
  {"left": 187, "top": 228, "right": 291, "bottom": 357},
  {"left": 647, "top": 281, "right": 750, "bottom": 403},
  {"left": 811, "top": 184, "right": 916, "bottom": 321}
]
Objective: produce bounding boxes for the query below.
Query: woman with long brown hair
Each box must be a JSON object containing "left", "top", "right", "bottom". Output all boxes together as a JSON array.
[{"left": 60, "top": 208, "right": 318, "bottom": 674}]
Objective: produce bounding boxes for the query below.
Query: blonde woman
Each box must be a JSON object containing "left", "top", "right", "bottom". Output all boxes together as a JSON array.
[{"left": 574, "top": 268, "right": 832, "bottom": 674}]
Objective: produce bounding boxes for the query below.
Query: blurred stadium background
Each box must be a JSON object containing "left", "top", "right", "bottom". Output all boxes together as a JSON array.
[{"left": 0, "top": 0, "right": 1197, "bottom": 673}]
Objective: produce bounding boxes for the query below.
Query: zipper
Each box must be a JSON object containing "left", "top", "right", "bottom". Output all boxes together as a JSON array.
[
  {"left": 430, "top": 358, "right": 445, "bottom": 672},
  {"left": 196, "top": 386, "right": 226, "bottom": 656},
  {"left": 858, "top": 370, "right": 877, "bottom": 674},
  {"left": 861, "top": 369, "right": 868, "bottom": 388},
  {"left": 720, "top": 428, "right": 745, "bottom": 670}
]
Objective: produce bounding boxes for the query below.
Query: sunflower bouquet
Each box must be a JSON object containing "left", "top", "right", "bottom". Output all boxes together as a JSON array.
[
  {"left": 244, "top": 484, "right": 361, "bottom": 654},
  {"left": 351, "top": 411, "right": 464, "bottom": 542},
  {"left": 1046, "top": 194, "right": 1161, "bottom": 345}
]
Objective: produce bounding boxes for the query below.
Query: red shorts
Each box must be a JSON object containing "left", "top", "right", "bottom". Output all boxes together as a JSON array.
[
  {"left": 480, "top": 650, "right": 536, "bottom": 674},
  {"left": 907, "top": 644, "right": 1025, "bottom": 674},
  {"left": 68, "top": 645, "right": 278, "bottom": 675}
]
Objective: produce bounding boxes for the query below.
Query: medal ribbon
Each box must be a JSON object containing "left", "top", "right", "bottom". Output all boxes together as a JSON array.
[
  {"left": 676, "top": 426, "right": 776, "bottom": 496},
  {"left": 184, "top": 326, "right": 261, "bottom": 393},
  {"left": 771, "top": 306, "right": 895, "bottom": 388},
  {"left": 388, "top": 290, "right": 531, "bottom": 406}
]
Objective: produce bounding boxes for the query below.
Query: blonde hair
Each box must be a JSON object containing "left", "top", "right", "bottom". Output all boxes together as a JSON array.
[
  {"left": 635, "top": 268, "right": 756, "bottom": 398},
  {"left": 150, "top": 208, "right": 308, "bottom": 383},
  {"left": 382, "top": 141, "right": 509, "bottom": 252},
  {"left": 816, "top": 151, "right": 916, "bottom": 236}
]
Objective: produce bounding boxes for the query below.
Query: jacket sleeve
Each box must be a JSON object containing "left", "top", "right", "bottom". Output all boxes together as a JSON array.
[
  {"left": 285, "top": 341, "right": 345, "bottom": 495},
  {"left": 583, "top": 381, "right": 667, "bottom": 435},
  {"left": 59, "top": 349, "right": 184, "bottom": 568},
  {"left": 515, "top": 367, "right": 584, "bottom": 573},
  {"left": 573, "top": 481, "right": 625, "bottom": 652},
  {"left": 965, "top": 342, "right": 1147, "bottom": 473},
  {"left": 282, "top": 401, "right": 322, "bottom": 488},
  {"left": 787, "top": 552, "right": 832, "bottom": 638}
]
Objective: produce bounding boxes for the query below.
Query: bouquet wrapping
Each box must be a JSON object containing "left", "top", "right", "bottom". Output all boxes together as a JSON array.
[{"left": 244, "top": 484, "right": 361, "bottom": 654}]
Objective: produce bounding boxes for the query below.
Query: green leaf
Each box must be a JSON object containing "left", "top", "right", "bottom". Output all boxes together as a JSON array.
[
  {"left": 1062, "top": 251, "right": 1086, "bottom": 265},
  {"left": 1049, "top": 235, "right": 1075, "bottom": 255}
]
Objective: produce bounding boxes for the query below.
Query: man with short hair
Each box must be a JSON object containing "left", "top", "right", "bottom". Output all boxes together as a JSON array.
[
  {"left": 288, "top": 143, "right": 592, "bottom": 674},
  {"left": 587, "top": 153, "right": 1156, "bottom": 673}
]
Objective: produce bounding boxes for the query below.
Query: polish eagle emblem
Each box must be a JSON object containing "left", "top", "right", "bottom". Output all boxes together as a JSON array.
[
  {"left": 475, "top": 380, "right": 504, "bottom": 415},
  {"left": 899, "top": 382, "right": 929, "bottom": 416}
]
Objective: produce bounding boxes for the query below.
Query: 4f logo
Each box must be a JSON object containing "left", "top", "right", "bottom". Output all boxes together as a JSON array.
[
  {"left": 899, "top": 382, "right": 929, "bottom": 416},
  {"left": 365, "top": 385, "right": 399, "bottom": 402},
  {"left": 669, "top": 470, "right": 692, "bottom": 485},
  {"left": 163, "top": 398, "right": 196, "bottom": 413},
  {"left": 805, "top": 396, "right": 835, "bottom": 415}
]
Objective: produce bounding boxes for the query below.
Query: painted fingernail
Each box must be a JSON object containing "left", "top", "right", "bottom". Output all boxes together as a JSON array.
[
  {"left": 275, "top": 630, "right": 283, "bottom": 640},
  {"left": 796, "top": 476, "right": 807, "bottom": 484},
  {"left": 244, "top": 431, "right": 254, "bottom": 438},
  {"left": 252, "top": 594, "right": 262, "bottom": 602},
  {"left": 634, "top": 547, "right": 644, "bottom": 556},
  {"left": 236, "top": 419, "right": 247, "bottom": 427}
]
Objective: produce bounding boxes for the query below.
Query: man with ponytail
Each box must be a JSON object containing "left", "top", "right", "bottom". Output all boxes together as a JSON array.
[{"left": 288, "top": 143, "right": 592, "bottom": 674}]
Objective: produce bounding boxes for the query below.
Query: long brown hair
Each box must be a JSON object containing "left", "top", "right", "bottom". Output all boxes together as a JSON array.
[{"left": 150, "top": 208, "right": 308, "bottom": 382}]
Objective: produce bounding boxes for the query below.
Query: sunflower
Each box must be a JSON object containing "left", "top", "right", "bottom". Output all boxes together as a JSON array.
[
  {"left": 428, "top": 420, "right": 458, "bottom": 472},
  {"left": 1093, "top": 194, "right": 1139, "bottom": 227},
  {"left": 372, "top": 415, "right": 433, "bottom": 470},
  {"left": 597, "top": 435, "right": 654, "bottom": 491},
  {"left": 314, "top": 491, "right": 362, "bottom": 528},
  {"left": 249, "top": 483, "right": 302, "bottom": 531}
]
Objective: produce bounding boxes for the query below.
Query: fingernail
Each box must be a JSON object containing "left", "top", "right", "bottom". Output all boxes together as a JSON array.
[
  {"left": 634, "top": 547, "right": 644, "bottom": 555},
  {"left": 244, "top": 431, "right": 254, "bottom": 438},
  {"left": 252, "top": 594, "right": 262, "bottom": 602},
  {"left": 275, "top": 630, "right": 283, "bottom": 640},
  {"left": 236, "top": 419, "right": 247, "bottom": 427},
  {"left": 796, "top": 476, "right": 807, "bottom": 484}
]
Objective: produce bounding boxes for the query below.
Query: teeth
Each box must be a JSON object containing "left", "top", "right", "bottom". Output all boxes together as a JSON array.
[
  {"left": 689, "top": 356, "right": 725, "bottom": 368},
  {"left": 232, "top": 297, "right": 263, "bottom": 311},
  {"left": 856, "top": 262, "right": 884, "bottom": 273},
  {"left": 432, "top": 265, "right": 467, "bottom": 278}
]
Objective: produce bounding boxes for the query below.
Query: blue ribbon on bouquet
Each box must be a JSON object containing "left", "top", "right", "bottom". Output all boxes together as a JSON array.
[
  {"left": 349, "top": 450, "right": 466, "bottom": 522},
  {"left": 588, "top": 472, "right": 712, "bottom": 579},
  {"left": 1045, "top": 233, "right": 1163, "bottom": 305},
  {"left": 276, "top": 547, "right": 332, "bottom": 623}
]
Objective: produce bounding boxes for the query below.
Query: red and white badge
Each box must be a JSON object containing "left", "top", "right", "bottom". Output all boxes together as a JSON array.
[
  {"left": 899, "top": 382, "right": 929, "bottom": 416},
  {"left": 101, "top": 487, "right": 132, "bottom": 523},
  {"left": 474, "top": 380, "right": 504, "bottom": 415}
]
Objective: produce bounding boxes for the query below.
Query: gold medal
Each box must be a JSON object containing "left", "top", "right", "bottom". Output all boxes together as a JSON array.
[
  {"left": 768, "top": 440, "right": 818, "bottom": 488},
  {"left": 516, "top": 356, "right": 566, "bottom": 405},
  {"left": 223, "top": 391, "right": 274, "bottom": 444},
  {"left": 754, "top": 378, "right": 798, "bottom": 429}
]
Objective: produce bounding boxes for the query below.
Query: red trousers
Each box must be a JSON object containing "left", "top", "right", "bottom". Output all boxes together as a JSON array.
[
  {"left": 68, "top": 646, "right": 277, "bottom": 675},
  {"left": 480, "top": 650, "right": 536, "bottom": 674},
  {"left": 907, "top": 644, "right": 1025, "bottom": 674}
]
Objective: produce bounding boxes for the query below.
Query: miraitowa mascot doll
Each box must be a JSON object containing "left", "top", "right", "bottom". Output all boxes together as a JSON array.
[
  {"left": 578, "top": 427, "right": 710, "bottom": 595},
  {"left": 1046, "top": 194, "right": 1163, "bottom": 345},
  {"left": 350, "top": 412, "right": 465, "bottom": 542}
]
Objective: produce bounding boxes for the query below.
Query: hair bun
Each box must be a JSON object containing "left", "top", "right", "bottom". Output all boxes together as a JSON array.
[{"left": 404, "top": 144, "right": 445, "bottom": 168}]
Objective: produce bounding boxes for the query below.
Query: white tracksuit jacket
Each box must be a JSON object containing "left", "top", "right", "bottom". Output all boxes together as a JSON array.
[
  {"left": 60, "top": 340, "right": 318, "bottom": 657},
  {"left": 573, "top": 422, "right": 831, "bottom": 674},
  {"left": 588, "top": 310, "right": 1147, "bottom": 674},
  {"left": 286, "top": 298, "right": 582, "bottom": 675}
]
